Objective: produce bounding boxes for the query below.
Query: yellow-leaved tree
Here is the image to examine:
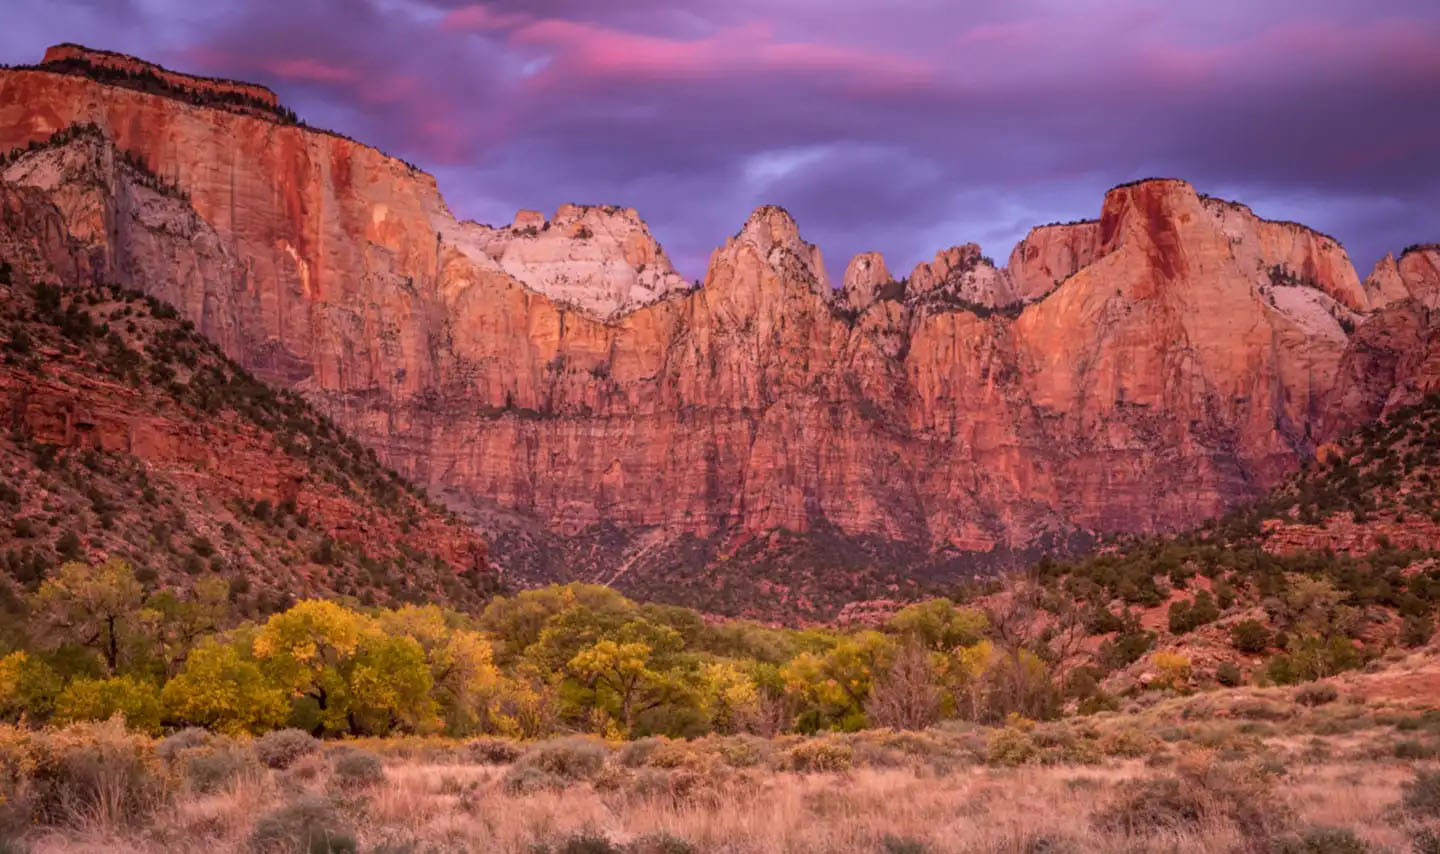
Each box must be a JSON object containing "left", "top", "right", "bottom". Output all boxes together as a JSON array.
[
  {"left": 251, "top": 599, "right": 434, "bottom": 736},
  {"left": 29, "top": 558, "right": 144, "bottom": 675},
  {"left": 161, "top": 639, "right": 289, "bottom": 734}
]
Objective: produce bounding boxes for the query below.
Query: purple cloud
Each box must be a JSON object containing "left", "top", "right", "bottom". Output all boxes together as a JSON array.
[{"left": 3, "top": 0, "right": 1439, "bottom": 280}]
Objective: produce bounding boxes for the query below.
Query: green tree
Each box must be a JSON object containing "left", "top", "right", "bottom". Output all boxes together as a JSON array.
[
  {"left": 1230, "top": 619, "right": 1272, "bottom": 654},
  {"left": 54, "top": 674, "right": 162, "bottom": 734},
  {"left": 345, "top": 631, "right": 434, "bottom": 735},
  {"left": 0, "top": 650, "right": 62, "bottom": 723},
  {"left": 886, "top": 599, "right": 988, "bottom": 651},
  {"left": 161, "top": 640, "right": 289, "bottom": 734},
  {"left": 480, "top": 583, "right": 635, "bottom": 665},
  {"left": 251, "top": 599, "right": 367, "bottom": 735},
  {"left": 29, "top": 558, "right": 145, "bottom": 674},
  {"left": 554, "top": 617, "right": 696, "bottom": 736},
  {"left": 138, "top": 575, "right": 231, "bottom": 677},
  {"left": 379, "top": 605, "right": 504, "bottom": 736}
]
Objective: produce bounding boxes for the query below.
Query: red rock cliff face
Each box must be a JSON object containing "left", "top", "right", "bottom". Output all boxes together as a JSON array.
[{"left": 1, "top": 52, "right": 1434, "bottom": 574}]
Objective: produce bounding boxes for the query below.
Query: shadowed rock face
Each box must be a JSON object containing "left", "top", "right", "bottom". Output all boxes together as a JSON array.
[{"left": 1, "top": 48, "right": 1437, "bottom": 584}]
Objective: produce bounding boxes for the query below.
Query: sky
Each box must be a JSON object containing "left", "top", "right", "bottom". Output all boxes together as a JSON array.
[{"left": 4, "top": 0, "right": 1440, "bottom": 282}]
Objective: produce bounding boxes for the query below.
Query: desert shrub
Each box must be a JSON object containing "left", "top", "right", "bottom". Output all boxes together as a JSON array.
[
  {"left": 1401, "top": 615, "right": 1435, "bottom": 648},
  {"left": 1295, "top": 683, "right": 1340, "bottom": 707},
  {"left": 1231, "top": 620, "right": 1273, "bottom": 654},
  {"left": 182, "top": 744, "right": 253, "bottom": 794},
  {"left": 330, "top": 749, "right": 385, "bottom": 789},
  {"left": 881, "top": 836, "right": 930, "bottom": 854},
  {"left": 163, "top": 732, "right": 254, "bottom": 795},
  {"left": 514, "top": 736, "right": 608, "bottom": 781},
  {"left": 630, "top": 832, "right": 698, "bottom": 854},
  {"left": 466, "top": 736, "right": 521, "bottom": 764},
  {"left": 1272, "top": 827, "right": 1369, "bottom": 854},
  {"left": 155, "top": 726, "right": 212, "bottom": 760},
  {"left": 1216, "top": 661, "right": 1244, "bottom": 687},
  {"left": 1093, "top": 760, "right": 1285, "bottom": 840},
  {"left": 255, "top": 728, "right": 320, "bottom": 769},
  {"left": 712, "top": 734, "right": 769, "bottom": 767},
  {"left": 986, "top": 726, "right": 1039, "bottom": 767},
  {"left": 783, "top": 738, "right": 853, "bottom": 772},
  {"left": 1394, "top": 740, "right": 1439, "bottom": 760},
  {"left": 1029, "top": 724, "right": 1100, "bottom": 765},
  {"left": 553, "top": 833, "right": 623, "bottom": 854},
  {"left": 1230, "top": 697, "right": 1293, "bottom": 721},
  {"left": 1099, "top": 727, "right": 1158, "bottom": 758},
  {"left": 1169, "top": 593, "right": 1219, "bottom": 634},
  {"left": 1094, "top": 773, "right": 1207, "bottom": 833},
  {"left": 1152, "top": 653, "right": 1193, "bottom": 690},
  {"left": 1403, "top": 769, "right": 1440, "bottom": 817},
  {"left": 3, "top": 718, "right": 168, "bottom": 829},
  {"left": 501, "top": 763, "right": 566, "bottom": 794},
  {"left": 249, "top": 794, "right": 355, "bottom": 853},
  {"left": 283, "top": 753, "right": 329, "bottom": 786},
  {"left": 629, "top": 767, "right": 706, "bottom": 804},
  {"left": 647, "top": 740, "right": 706, "bottom": 769},
  {"left": 620, "top": 736, "right": 664, "bottom": 767},
  {"left": 1414, "top": 828, "right": 1440, "bottom": 854}
]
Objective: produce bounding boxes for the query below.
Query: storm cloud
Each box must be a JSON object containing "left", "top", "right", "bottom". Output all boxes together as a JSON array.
[{"left": 4, "top": 0, "right": 1438, "bottom": 279}]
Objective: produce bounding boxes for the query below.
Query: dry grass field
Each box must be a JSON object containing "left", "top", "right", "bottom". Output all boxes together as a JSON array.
[{"left": 7, "top": 664, "right": 1440, "bottom": 854}]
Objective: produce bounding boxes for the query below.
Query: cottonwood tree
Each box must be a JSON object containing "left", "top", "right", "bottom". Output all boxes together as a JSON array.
[
  {"left": 252, "top": 599, "right": 434, "bottom": 736},
  {"left": 29, "top": 558, "right": 144, "bottom": 674},
  {"left": 561, "top": 618, "right": 696, "bottom": 735},
  {"left": 981, "top": 578, "right": 1089, "bottom": 720},
  {"left": 865, "top": 642, "right": 942, "bottom": 730},
  {"left": 160, "top": 639, "right": 289, "bottom": 734},
  {"left": 379, "top": 604, "right": 504, "bottom": 736}
]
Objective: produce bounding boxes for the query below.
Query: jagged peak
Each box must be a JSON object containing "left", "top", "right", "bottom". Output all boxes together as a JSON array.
[
  {"left": 503, "top": 204, "right": 654, "bottom": 236},
  {"left": 1369, "top": 252, "right": 1399, "bottom": 274},
  {"left": 734, "top": 204, "right": 802, "bottom": 242},
  {"left": 458, "top": 199, "right": 689, "bottom": 320},
  {"left": 719, "top": 204, "right": 829, "bottom": 293},
  {"left": 1401, "top": 242, "right": 1440, "bottom": 258},
  {"left": 840, "top": 251, "right": 892, "bottom": 311},
  {"left": 552, "top": 202, "right": 643, "bottom": 224},
  {"left": 844, "top": 251, "right": 889, "bottom": 282}
]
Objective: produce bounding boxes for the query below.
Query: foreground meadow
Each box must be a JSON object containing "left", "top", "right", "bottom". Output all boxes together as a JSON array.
[{"left": 7, "top": 670, "right": 1440, "bottom": 854}]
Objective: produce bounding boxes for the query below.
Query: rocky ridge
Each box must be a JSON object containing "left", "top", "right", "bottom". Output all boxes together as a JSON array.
[{"left": 2, "top": 47, "right": 1439, "bottom": 618}]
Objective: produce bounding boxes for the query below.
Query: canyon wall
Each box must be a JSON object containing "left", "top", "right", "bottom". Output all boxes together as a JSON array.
[{"left": 2, "top": 49, "right": 1437, "bottom": 585}]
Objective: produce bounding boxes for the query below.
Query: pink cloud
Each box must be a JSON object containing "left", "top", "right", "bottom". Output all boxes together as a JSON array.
[
  {"left": 179, "top": 47, "right": 358, "bottom": 84},
  {"left": 441, "top": 4, "right": 533, "bottom": 33},
  {"left": 509, "top": 18, "right": 933, "bottom": 89},
  {"left": 259, "top": 57, "right": 358, "bottom": 83},
  {"left": 1252, "top": 19, "right": 1440, "bottom": 76}
]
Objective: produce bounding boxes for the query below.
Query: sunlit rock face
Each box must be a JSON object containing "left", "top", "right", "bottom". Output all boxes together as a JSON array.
[{"left": 2, "top": 48, "right": 1437, "bottom": 571}]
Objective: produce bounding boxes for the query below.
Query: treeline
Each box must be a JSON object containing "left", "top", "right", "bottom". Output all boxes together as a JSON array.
[
  {"left": 4, "top": 542, "right": 1433, "bottom": 741},
  {"left": 0, "top": 559, "right": 1059, "bottom": 739}
]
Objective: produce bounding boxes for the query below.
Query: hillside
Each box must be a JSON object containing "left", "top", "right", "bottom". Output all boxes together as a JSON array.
[
  {"left": 0, "top": 147, "right": 498, "bottom": 630},
  {"left": 988, "top": 389, "right": 1440, "bottom": 694},
  {"left": 3, "top": 44, "right": 1439, "bottom": 618}
]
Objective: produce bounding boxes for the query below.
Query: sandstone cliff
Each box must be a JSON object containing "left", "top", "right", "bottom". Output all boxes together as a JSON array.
[
  {"left": 1, "top": 48, "right": 1436, "bottom": 617},
  {"left": 0, "top": 169, "right": 496, "bottom": 609}
]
